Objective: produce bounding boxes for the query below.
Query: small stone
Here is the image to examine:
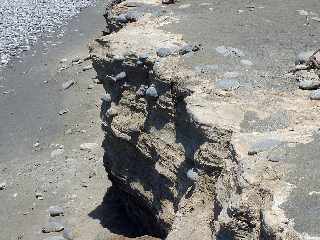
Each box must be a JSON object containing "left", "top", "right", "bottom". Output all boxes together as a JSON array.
[
  {"left": 136, "top": 85, "right": 148, "bottom": 97},
  {"left": 138, "top": 53, "right": 149, "bottom": 62},
  {"left": 80, "top": 143, "right": 98, "bottom": 151},
  {"left": 248, "top": 139, "right": 282, "bottom": 155},
  {"left": 125, "top": 11, "right": 140, "bottom": 22},
  {"left": 162, "top": 0, "right": 174, "bottom": 4},
  {"left": 156, "top": 47, "right": 174, "bottom": 57},
  {"left": 62, "top": 80, "right": 75, "bottom": 90},
  {"left": 114, "top": 71, "right": 126, "bottom": 81},
  {"left": 296, "top": 10, "right": 309, "bottom": 16},
  {"left": 145, "top": 84, "right": 159, "bottom": 98},
  {"left": 81, "top": 181, "right": 89, "bottom": 188},
  {"left": 87, "top": 84, "right": 94, "bottom": 89},
  {"left": 0, "top": 182, "right": 6, "bottom": 190},
  {"left": 36, "top": 192, "right": 44, "bottom": 200},
  {"left": 115, "top": 14, "right": 128, "bottom": 23},
  {"left": 216, "top": 79, "right": 240, "bottom": 91},
  {"left": 71, "top": 56, "right": 81, "bottom": 63},
  {"left": 58, "top": 109, "right": 69, "bottom": 115},
  {"left": 298, "top": 80, "right": 320, "bottom": 90},
  {"left": 101, "top": 94, "right": 111, "bottom": 103},
  {"left": 106, "top": 108, "right": 119, "bottom": 118},
  {"left": 43, "top": 236, "right": 65, "bottom": 240},
  {"left": 310, "top": 89, "right": 320, "bottom": 100},
  {"left": 50, "top": 149, "right": 65, "bottom": 158},
  {"left": 49, "top": 206, "right": 64, "bottom": 217},
  {"left": 33, "top": 141, "right": 40, "bottom": 147},
  {"left": 224, "top": 71, "right": 240, "bottom": 78},
  {"left": 83, "top": 65, "right": 93, "bottom": 71},
  {"left": 187, "top": 168, "right": 199, "bottom": 181},
  {"left": 311, "top": 17, "right": 320, "bottom": 22},
  {"left": 60, "top": 58, "right": 68, "bottom": 63},
  {"left": 178, "top": 44, "right": 193, "bottom": 55},
  {"left": 240, "top": 59, "right": 253, "bottom": 66},
  {"left": 63, "top": 228, "right": 74, "bottom": 240},
  {"left": 216, "top": 46, "right": 244, "bottom": 57},
  {"left": 88, "top": 170, "right": 96, "bottom": 179},
  {"left": 42, "top": 221, "right": 64, "bottom": 233},
  {"left": 295, "top": 51, "right": 314, "bottom": 65}
]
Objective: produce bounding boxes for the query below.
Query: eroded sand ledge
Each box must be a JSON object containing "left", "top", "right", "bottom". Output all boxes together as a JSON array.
[{"left": 90, "top": 0, "right": 320, "bottom": 239}]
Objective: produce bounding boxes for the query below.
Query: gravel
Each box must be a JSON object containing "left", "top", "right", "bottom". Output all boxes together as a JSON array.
[{"left": 0, "top": 0, "right": 95, "bottom": 66}]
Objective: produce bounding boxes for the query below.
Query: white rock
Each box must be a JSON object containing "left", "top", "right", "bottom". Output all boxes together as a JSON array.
[
  {"left": 0, "top": 182, "right": 6, "bottom": 190},
  {"left": 80, "top": 143, "right": 98, "bottom": 151},
  {"left": 187, "top": 168, "right": 199, "bottom": 181},
  {"left": 50, "top": 148, "right": 65, "bottom": 158}
]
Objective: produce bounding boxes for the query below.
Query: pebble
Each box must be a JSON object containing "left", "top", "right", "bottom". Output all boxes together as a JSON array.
[
  {"left": 162, "top": 0, "right": 174, "bottom": 4},
  {"left": 156, "top": 47, "right": 175, "bottom": 57},
  {"left": 43, "top": 237, "right": 65, "bottom": 240},
  {"left": 295, "top": 51, "right": 314, "bottom": 65},
  {"left": 80, "top": 142, "right": 98, "bottom": 151},
  {"left": 60, "top": 58, "right": 68, "bottom": 63},
  {"left": 49, "top": 206, "right": 64, "bottom": 217},
  {"left": 50, "top": 148, "right": 65, "bottom": 158},
  {"left": 296, "top": 9, "right": 309, "bottom": 16},
  {"left": 36, "top": 192, "right": 44, "bottom": 200},
  {"left": 224, "top": 71, "right": 240, "bottom": 78},
  {"left": 62, "top": 80, "right": 75, "bottom": 90},
  {"left": 145, "top": 84, "right": 159, "bottom": 98},
  {"left": 101, "top": 93, "right": 112, "bottom": 103},
  {"left": 63, "top": 228, "right": 74, "bottom": 240},
  {"left": 114, "top": 71, "right": 126, "bottom": 81},
  {"left": 248, "top": 139, "right": 282, "bottom": 155},
  {"left": 136, "top": 85, "right": 148, "bottom": 97},
  {"left": 115, "top": 14, "right": 128, "bottom": 23},
  {"left": 310, "top": 89, "right": 320, "bottom": 100},
  {"left": 58, "top": 109, "right": 69, "bottom": 115},
  {"left": 0, "top": 182, "right": 6, "bottom": 190},
  {"left": 82, "top": 65, "right": 93, "bottom": 71},
  {"left": 216, "top": 79, "right": 240, "bottom": 91},
  {"left": 215, "top": 46, "right": 244, "bottom": 57},
  {"left": 87, "top": 84, "right": 94, "bottom": 89},
  {"left": 71, "top": 56, "right": 81, "bottom": 63},
  {"left": 298, "top": 80, "right": 320, "bottom": 90},
  {"left": 240, "top": 59, "right": 253, "bottom": 66},
  {"left": 42, "top": 221, "right": 64, "bottom": 233},
  {"left": 187, "top": 168, "right": 199, "bottom": 181}
]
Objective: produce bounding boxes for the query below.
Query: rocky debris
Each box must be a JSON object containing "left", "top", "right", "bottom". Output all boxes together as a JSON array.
[
  {"left": 62, "top": 80, "right": 75, "bottom": 90},
  {"left": 101, "top": 93, "right": 112, "bottom": 103},
  {"left": 136, "top": 85, "right": 148, "bottom": 97},
  {"left": 49, "top": 206, "right": 64, "bottom": 217},
  {"left": 0, "top": 0, "right": 95, "bottom": 66},
  {"left": 80, "top": 142, "right": 98, "bottom": 151},
  {"left": 42, "top": 221, "right": 64, "bottom": 233},
  {"left": 0, "top": 182, "right": 6, "bottom": 190},
  {"left": 248, "top": 139, "right": 283, "bottom": 155}
]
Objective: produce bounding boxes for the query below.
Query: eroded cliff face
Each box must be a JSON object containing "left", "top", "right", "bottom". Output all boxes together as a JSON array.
[{"left": 89, "top": 0, "right": 304, "bottom": 239}]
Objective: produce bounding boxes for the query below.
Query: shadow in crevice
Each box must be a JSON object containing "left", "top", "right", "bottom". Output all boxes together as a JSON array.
[{"left": 89, "top": 186, "right": 147, "bottom": 238}]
